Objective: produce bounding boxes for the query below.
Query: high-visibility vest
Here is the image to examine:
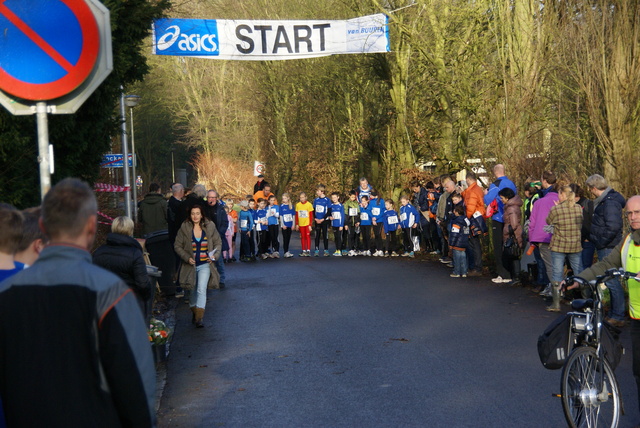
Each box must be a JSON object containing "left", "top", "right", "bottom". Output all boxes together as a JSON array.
[{"left": 621, "top": 235, "right": 640, "bottom": 319}]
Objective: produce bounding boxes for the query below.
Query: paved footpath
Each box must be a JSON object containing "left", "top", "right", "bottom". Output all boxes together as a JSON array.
[{"left": 157, "top": 241, "right": 640, "bottom": 427}]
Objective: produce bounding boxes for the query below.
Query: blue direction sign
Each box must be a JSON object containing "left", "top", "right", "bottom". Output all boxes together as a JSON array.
[
  {"left": 0, "top": 0, "right": 100, "bottom": 101},
  {"left": 101, "top": 154, "right": 134, "bottom": 168}
]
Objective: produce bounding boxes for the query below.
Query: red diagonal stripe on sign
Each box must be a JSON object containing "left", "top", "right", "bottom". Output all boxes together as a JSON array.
[{"left": 0, "top": 0, "right": 74, "bottom": 73}]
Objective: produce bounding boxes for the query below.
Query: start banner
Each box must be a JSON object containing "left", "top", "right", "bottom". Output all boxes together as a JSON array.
[{"left": 152, "top": 14, "right": 389, "bottom": 60}]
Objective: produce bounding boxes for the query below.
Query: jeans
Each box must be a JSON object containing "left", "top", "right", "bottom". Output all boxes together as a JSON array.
[
  {"left": 550, "top": 251, "right": 582, "bottom": 283},
  {"left": 581, "top": 240, "right": 596, "bottom": 270},
  {"left": 453, "top": 249, "right": 468, "bottom": 276},
  {"left": 468, "top": 234, "right": 482, "bottom": 271},
  {"left": 215, "top": 256, "right": 225, "bottom": 284},
  {"left": 190, "top": 263, "right": 210, "bottom": 308},
  {"left": 533, "top": 245, "right": 549, "bottom": 285},
  {"left": 538, "top": 243, "right": 554, "bottom": 284},
  {"left": 598, "top": 247, "right": 625, "bottom": 321}
]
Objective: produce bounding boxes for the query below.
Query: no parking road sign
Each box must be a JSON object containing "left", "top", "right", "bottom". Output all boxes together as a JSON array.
[{"left": 0, "top": 0, "right": 112, "bottom": 115}]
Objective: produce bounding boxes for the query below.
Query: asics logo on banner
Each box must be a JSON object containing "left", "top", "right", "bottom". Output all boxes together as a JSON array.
[{"left": 157, "top": 25, "right": 218, "bottom": 52}]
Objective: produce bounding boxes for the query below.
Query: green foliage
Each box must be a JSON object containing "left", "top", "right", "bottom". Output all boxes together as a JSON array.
[{"left": 0, "top": 0, "right": 170, "bottom": 208}]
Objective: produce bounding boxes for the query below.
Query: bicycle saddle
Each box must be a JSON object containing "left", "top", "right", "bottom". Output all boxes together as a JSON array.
[{"left": 571, "top": 299, "right": 594, "bottom": 310}]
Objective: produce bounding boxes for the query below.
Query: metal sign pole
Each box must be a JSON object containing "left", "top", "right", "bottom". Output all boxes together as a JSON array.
[
  {"left": 120, "top": 91, "right": 132, "bottom": 219},
  {"left": 36, "top": 102, "right": 51, "bottom": 200},
  {"left": 129, "top": 107, "right": 138, "bottom": 223}
]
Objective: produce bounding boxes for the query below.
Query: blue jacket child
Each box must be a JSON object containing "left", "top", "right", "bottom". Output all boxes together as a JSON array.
[
  {"left": 370, "top": 196, "right": 385, "bottom": 224},
  {"left": 330, "top": 202, "right": 345, "bottom": 228},
  {"left": 449, "top": 213, "right": 470, "bottom": 251},
  {"left": 382, "top": 208, "right": 400, "bottom": 234},
  {"left": 399, "top": 202, "right": 419, "bottom": 229},
  {"left": 280, "top": 203, "right": 295, "bottom": 228},
  {"left": 313, "top": 196, "right": 331, "bottom": 221},
  {"left": 267, "top": 203, "right": 280, "bottom": 226},
  {"left": 239, "top": 209, "right": 254, "bottom": 232},
  {"left": 359, "top": 202, "right": 373, "bottom": 226}
]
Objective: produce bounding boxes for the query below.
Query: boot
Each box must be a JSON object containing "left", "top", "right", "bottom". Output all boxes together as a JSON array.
[
  {"left": 190, "top": 306, "right": 196, "bottom": 324},
  {"left": 546, "top": 282, "right": 561, "bottom": 312},
  {"left": 194, "top": 307, "right": 205, "bottom": 328}
]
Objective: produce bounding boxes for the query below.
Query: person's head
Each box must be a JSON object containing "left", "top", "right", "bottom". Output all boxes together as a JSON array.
[
  {"left": 192, "top": 184, "right": 206, "bottom": 199},
  {"left": 451, "top": 193, "right": 462, "bottom": 205},
  {"left": 149, "top": 183, "right": 161, "bottom": 194},
  {"left": 299, "top": 192, "right": 308, "bottom": 203},
  {"left": 410, "top": 180, "right": 421, "bottom": 193},
  {"left": 557, "top": 186, "right": 575, "bottom": 204},
  {"left": 625, "top": 196, "right": 640, "bottom": 231},
  {"left": 400, "top": 195, "right": 409, "bottom": 206},
  {"left": 541, "top": 171, "right": 557, "bottom": 189},
  {"left": 349, "top": 189, "right": 357, "bottom": 201},
  {"left": 359, "top": 177, "right": 369, "bottom": 189},
  {"left": 0, "top": 204, "right": 23, "bottom": 256},
  {"left": 443, "top": 178, "right": 456, "bottom": 194},
  {"left": 385, "top": 199, "right": 394, "bottom": 210},
  {"left": 171, "top": 183, "right": 184, "bottom": 199},
  {"left": 41, "top": 178, "right": 98, "bottom": 249},
  {"left": 360, "top": 195, "right": 369, "bottom": 207},
  {"left": 330, "top": 192, "right": 340, "bottom": 203},
  {"left": 370, "top": 191, "right": 378, "bottom": 199},
  {"left": 268, "top": 195, "right": 277, "bottom": 206},
  {"left": 453, "top": 205, "right": 465, "bottom": 217},
  {"left": 207, "top": 190, "right": 219, "bottom": 206},
  {"left": 111, "top": 216, "right": 135, "bottom": 237},
  {"left": 257, "top": 198, "right": 267, "bottom": 209},
  {"left": 224, "top": 205, "right": 230, "bottom": 214},
  {"left": 281, "top": 193, "right": 291, "bottom": 206},
  {"left": 493, "top": 164, "right": 505, "bottom": 178},
  {"left": 466, "top": 171, "right": 477, "bottom": 186},
  {"left": 188, "top": 205, "right": 205, "bottom": 226},
  {"left": 316, "top": 184, "right": 326, "bottom": 197},
  {"left": 263, "top": 183, "right": 271, "bottom": 194},
  {"left": 15, "top": 207, "right": 46, "bottom": 266},
  {"left": 425, "top": 181, "right": 435, "bottom": 190},
  {"left": 249, "top": 199, "right": 256, "bottom": 210},
  {"left": 498, "top": 187, "right": 516, "bottom": 204},
  {"left": 585, "top": 174, "right": 608, "bottom": 196},
  {"left": 240, "top": 200, "right": 249, "bottom": 211},
  {"left": 257, "top": 174, "right": 264, "bottom": 181},
  {"left": 569, "top": 183, "right": 584, "bottom": 202}
]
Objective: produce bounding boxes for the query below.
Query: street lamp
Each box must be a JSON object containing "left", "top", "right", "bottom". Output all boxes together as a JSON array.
[
  {"left": 125, "top": 94, "right": 141, "bottom": 222},
  {"left": 119, "top": 91, "right": 132, "bottom": 219}
]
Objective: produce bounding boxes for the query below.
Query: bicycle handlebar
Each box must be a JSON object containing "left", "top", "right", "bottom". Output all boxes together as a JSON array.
[{"left": 566, "top": 268, "right": 640, "bottom": 291}]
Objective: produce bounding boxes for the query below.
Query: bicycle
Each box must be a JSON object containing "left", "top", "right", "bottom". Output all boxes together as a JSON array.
[{"left": 557, "top": 268, "right": 637, "bottom": 428}]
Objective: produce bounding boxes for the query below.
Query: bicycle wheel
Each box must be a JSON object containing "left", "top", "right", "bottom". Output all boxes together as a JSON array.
[{"left": 561, "top": 346, "right": 620, "bottom": 428}]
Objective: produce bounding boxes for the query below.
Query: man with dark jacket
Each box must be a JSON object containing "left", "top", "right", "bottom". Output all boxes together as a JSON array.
[
  {"left": 138, "top": 182, "right": 168, "bottom": 236},
  {"left": 586, "top": 174, "right": 626, "bottom": 326},
  {"left": 411, "top": 180, "right": 433, "bottom": 252},
  {"left": 0, "top": 178, "right": 155, "bottom": 427},
  {"left": 206, "top": 190, "right": 229, "bottom": 288}
]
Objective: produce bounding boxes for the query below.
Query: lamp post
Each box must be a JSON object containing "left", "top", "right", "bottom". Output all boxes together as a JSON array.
[
  {"left": 119, "top": 90, "right": 132, "bottom": 219},
  {"left": 170, "top": 146, "right": 175, "bottom": 183},
  {"left": 125, "top": 94, "right": 141, "bottom": 222}
]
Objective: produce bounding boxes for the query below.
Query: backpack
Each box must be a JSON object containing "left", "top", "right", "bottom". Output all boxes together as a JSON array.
[
  {"left": 430, "top": 200, "right": 438, "bottom": 215},
  {"left": 537, "top": 314, "right": 573, "bottom": 370}
]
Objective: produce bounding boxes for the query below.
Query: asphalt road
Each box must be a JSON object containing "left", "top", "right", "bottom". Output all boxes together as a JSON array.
[{"left": 157, "top": 239, "right": 640, "bottom": 428}]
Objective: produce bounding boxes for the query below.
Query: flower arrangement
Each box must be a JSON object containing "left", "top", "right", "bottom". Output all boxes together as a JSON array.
[{"left": 148, "top": 318, "right": 171, "bottom": 345}]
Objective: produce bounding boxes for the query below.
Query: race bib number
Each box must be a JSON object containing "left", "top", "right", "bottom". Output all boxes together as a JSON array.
[
  {"left": 332, "top": 211, "right": 342, "bottom": 220},
  {"left": 360, "top": 213, "right": 369, "bottom": 221},
  {"left": 401, "top": 212, "right": 407, "bottom": 221},
  {"left": 316, "top": 205, "right": 325, "bottom": 214},
  {"left": 240, "top": 220, "right": 248, "bottom": 228},
  {"left": 284, "top": 214, "right": 293, "bottom": 223},
  {"left": 269, "top": 208, "right": 277, "bottom": 216},
  {"left": 473, "top": 211, "right": 482, "bottom": 218},
  {"left": 388, "top": 216, "right": 398, "bottom": 225},
  {"left": 372, "top": 208, "right": 381, "bottom": 216},
  {"left": 299, "top": 210, "right": 309, "bottom": 218},
  {"left": 349, "top": 208, "right": 358, "bottom": 216}
]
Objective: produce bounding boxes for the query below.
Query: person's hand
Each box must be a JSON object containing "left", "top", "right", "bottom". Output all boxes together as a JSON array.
[
  {"left": 295, "top": 225, "right": 299, "bottom": 231},
  {"left": 282, "top": 226, "right": 288, "bottom": 230},
  {"left": 189, "top": 258, "right": 195, "bottom": 266},
  {"left": 412, "top": 224, "right": 417, "bottom": 229},
  {"left": 561, "top": 279, "right": 579, "bottom": 291}
]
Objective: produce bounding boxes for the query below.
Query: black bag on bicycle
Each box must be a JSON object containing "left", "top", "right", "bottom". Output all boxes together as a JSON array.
[
  {"left": 537, "top": 314, "right": 573, "bottom": 370},
  {"left": 601, "top": 321, "right": 624, "bottom": 371}
]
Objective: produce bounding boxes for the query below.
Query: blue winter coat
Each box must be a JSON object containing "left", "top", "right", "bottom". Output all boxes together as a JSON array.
[{"left": 590, "top": 188, "right": 626, "bottom": 250}]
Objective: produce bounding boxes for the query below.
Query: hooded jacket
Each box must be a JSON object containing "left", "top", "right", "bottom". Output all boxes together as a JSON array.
[
  {"left": 503, "top": 194, "right": 523, "bottom": 247},
  {"left": 590, "top": 187, "right": 626, "bottom": 250},
  {"left": 138, "top": 192, "right": 168, "bottom": 236}
]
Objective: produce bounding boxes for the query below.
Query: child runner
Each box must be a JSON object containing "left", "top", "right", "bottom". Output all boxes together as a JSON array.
[
  {"left": 295, "top": 192, "right": 314, "bottom": 257},
  {"left": 313, "top": 184, "right": 331, "bottom": 257},
  {"left": 399, "top": 195, "right": 419, "bottom": 258},
  {"left": 248, "top": 199, "right": 257, "bottom": 260},
  {"left": 238, "top": 200, "right": 254, "bottom": 262},
  {"left": 266, "top": 195, "right": 280, "bottom": 258},
  {"left": 359, "top": 196, "right": 373, "bottom": 256},
  {"left": 343, "top": 190, "right": 361, "bottom": 256},
  {"left": 369, "top": 191, "right": 385, "bottom": 256},
  {"left": 449, "top": 204, "right": 470, "bottom": 277},
  {"left": 377, "top": 199, "right": 399, "bottom": 257},
  {"left": 329, "top": 192, "right": 345, "bottom": 256},
  {"left": 280, "top": 193, "right": 295, "bottom": 258},
  {"left": 223, "top": 205, "right": 234, "bottom": 262},
  {"left": 255, "top": 198, "right": 269, "bottom": 259}
]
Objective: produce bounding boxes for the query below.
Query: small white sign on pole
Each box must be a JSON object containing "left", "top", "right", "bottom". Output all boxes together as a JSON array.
[{"left": 254, "top": 161, "right": 265, "bottom": 176}]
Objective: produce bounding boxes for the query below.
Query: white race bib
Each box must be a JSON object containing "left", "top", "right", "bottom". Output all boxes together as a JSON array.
[
  {"left": 388, "top": 216, "right": 398, "bottom": 225},
  {"left": 283, "top": 214, "right": 293, "bottom": 223},
  {"left": 269, "top": 208, "right": 277, "bottom": 217},
  {"left": 332, "top": 211, "right": 342, "bottom": 220},
  {"left": 401, "top": 212, "right": 407, "bottom": 221},
  {"left": 348, "top": 207, "right": 358, "bottom": 216},
  {"left": 360, "top": 213, "right": 369, "bottom": 221},
  {"left": 299, "top": 210, "right": 309, "bottom": 218},
  {"left": 372, "top": 208, "right": 381, "bottom": 216},
  {"left": 316, "top": 205, "right": 325, "bottom": 214},
  {"left": 240, "top": 220, "right": 248, "bottom": 228}
]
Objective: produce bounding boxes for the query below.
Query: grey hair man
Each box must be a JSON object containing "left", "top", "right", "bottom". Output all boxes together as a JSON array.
[{"left": 0, "top": 178, "right": 155, "bottom": 427}]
